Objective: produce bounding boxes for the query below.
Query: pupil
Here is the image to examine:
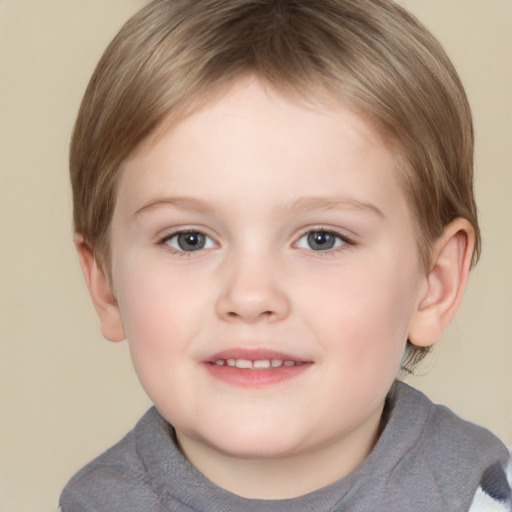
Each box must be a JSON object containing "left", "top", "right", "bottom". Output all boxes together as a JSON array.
[
  {"left": 178, "top": 232, "right": 204, "bottom": 251},
  {"left": 308, "top": 231, "right": 335, "bottom": 250}
]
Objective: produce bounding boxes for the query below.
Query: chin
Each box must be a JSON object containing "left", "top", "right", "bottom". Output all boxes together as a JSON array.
[
  {"left": 216, "top": 440, "right": 304, "bottom": 460},
  {"left": 194, "top": 423, "right": 309, "bottom": 460}
]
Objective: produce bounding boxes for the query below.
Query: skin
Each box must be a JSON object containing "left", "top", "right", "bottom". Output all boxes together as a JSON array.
[{"left": 77, "top": 77, "right": 475, "bottom": 499}]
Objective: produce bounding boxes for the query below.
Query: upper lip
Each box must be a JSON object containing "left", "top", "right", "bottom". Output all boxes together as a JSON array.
[{"left": 205, "top": 348, "right": 311, "bottom": 364}]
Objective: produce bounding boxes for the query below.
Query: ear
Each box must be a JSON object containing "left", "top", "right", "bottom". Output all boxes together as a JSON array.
[
  {"left": 408, "top": 218, "right": 475, "bottom": 347},
  {"left": 74, "top": 234, "right": 126, "bottom": 342}
]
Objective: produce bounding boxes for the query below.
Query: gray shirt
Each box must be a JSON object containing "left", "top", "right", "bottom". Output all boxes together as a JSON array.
[{"left": 60, "top": 382, "right": 510, "bottom": 511}]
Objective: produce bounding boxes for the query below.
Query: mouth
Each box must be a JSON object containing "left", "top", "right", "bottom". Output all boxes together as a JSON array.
[
  {"left": 202, "top": 349, "right": 312, "bottom": 386},
  {"left": 211, "top": 358, "right": 305, "bottom": 369}
]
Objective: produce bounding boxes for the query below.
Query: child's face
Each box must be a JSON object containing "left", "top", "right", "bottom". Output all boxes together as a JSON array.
[{"left": 108, "top": 77, "right": 427, "bottom": 479}]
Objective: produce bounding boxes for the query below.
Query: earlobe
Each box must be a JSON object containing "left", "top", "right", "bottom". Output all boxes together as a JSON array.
[
  {"left": 408, "top": 218, "right": 475, "bottom": 347},
  {"left": 74, "top": 234, "right": 126, "bottom": 342}
]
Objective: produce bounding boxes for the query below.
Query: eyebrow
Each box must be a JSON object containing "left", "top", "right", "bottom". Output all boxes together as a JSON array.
[
  {"left": 135, "top": 196, "right": 214, "bottom": 216},
  {"left": 284, "top": 196, "right": 384, "bottom": 218},
  {"left": 134, "top": 195, "right": 384, "bottom": 218}
]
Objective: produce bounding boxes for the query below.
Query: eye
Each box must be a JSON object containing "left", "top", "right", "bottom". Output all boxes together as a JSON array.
[
  {"left": 163, "top": 231, "right": 216, "bottom": 252},
  {"left": 296, "top": 230, "right": 347, "bottom": 251}
]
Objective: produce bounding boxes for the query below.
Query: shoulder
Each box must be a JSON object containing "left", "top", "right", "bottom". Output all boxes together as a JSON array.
[
  {"left": 388, "top": 383, "right": 510, "bottom": 510},
  {"left": 393, "top": 383, "right": 507, "bottom": 455},
  {"left": 59, "top": 408, "right": 163, "bottom": 512}
]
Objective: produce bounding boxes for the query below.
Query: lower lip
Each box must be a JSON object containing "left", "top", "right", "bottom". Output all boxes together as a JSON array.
[{"left": 202, "top": 362, "right": 312, "bottom": 387}]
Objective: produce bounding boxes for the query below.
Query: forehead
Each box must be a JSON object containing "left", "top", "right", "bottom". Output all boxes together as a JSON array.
[
  {"left": 133, "top": 74, "right": 395, "bottom": 165},
  {"left": 115, "top": 77, "right": 408, "bottom": 222}
]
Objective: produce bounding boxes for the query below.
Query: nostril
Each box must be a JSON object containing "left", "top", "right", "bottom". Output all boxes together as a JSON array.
[
  {"left": 223, "top": 308, "right": 280, "bottom": 325},
  {"left": 226, "top": 310, "right": 273, "bottom": 320}
]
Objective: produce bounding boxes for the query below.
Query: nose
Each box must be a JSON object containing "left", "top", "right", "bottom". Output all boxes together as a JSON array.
[{"left": 215, "top": 252, "right": 291, "bottom": 324}]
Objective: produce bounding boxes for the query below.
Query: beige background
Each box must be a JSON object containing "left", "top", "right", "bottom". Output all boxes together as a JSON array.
[{"left": 0, "top": 1, "right": 510, "bottom": 510}]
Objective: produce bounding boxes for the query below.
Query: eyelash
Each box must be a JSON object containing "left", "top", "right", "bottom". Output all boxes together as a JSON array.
[
  {"left": 294, "top": 228, "right": 355, "bottom": 257},
  {"left": 158, "top": 229, "right": 217, "bottom": 257},
  {"left": 157, "top": 227, "right": 355, "bottom": 257}
]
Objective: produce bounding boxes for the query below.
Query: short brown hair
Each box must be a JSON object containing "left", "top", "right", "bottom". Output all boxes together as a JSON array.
[{"left": 70, "top": 0, "right": 480, "bottom": 371}]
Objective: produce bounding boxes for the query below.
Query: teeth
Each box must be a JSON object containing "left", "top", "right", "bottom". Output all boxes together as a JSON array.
[
  {"left": 253, "top": 359, "right": 271, "bottom": 369},
  {"left": 213, "top": 358, "right": 302, "bottom": 369}
]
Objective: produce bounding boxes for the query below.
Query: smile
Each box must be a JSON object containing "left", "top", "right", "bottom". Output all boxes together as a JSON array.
[
  {"left": 212, "top": 358, "right": 305, "bottom": 369},
  {"left": 204, "top": 350, "right": 312, "bottom": 387}
]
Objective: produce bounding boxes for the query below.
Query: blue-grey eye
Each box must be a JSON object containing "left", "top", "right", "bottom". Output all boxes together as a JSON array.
[
  {"left": 165, "top": 231, "right": 215, "bottom": 252},
  {"left": 296, "top": 230, "right": 345, "bottom": 251}
]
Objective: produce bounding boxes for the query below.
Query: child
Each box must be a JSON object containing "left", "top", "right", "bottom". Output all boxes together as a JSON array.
[{"left": 60, "top": 0, "right": 511, "bottom": 510}]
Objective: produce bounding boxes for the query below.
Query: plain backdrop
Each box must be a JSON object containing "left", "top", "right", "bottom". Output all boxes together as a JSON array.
[{"left": 0, "top": 1, "right": 511, "bottom": 510}]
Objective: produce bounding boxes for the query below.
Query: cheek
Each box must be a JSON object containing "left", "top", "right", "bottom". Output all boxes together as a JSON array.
[
  {"left": 114, "top": 268, "right": 207, "bottom": 413},
  {"left": 114, "top": 264, "right": 207, "bottom": 364},
  {"left": 307, "top": 258, "right": 419, "bottom": 369}
]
